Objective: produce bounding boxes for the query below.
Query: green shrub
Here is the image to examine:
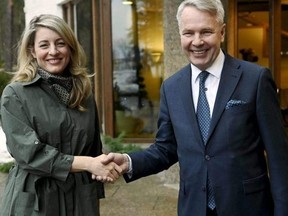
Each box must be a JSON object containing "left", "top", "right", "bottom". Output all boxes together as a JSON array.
[
  {"left": 0, "top": 162, "right": 14, "bottom": 173},
  {"left": 0, "top": 72, "right": 13, "bottom": 174},
  {"left": 102, "top": 132, "right": 142, "bottom": 153},
  {"left": 0, "top": 72, "right": 12, "bottom": 96}
]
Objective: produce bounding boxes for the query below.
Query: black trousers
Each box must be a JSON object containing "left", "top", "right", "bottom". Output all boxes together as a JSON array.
[{"left": 207, "top": 208, "right": 217, "bottom": 216}]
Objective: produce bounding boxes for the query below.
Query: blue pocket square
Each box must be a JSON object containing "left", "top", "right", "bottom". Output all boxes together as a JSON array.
[{"left": 225, "top": 99, "right": 247, "bottom": 109}]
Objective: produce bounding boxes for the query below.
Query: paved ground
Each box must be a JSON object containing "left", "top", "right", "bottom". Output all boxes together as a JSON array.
[
  {"left": 100, "top": 174, "right": 178, "bottom": 216},
  {"left": 0, "top": 172, "right": 178, "bottom": 216}
]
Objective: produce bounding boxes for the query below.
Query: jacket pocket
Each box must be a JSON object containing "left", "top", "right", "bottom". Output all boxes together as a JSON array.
[
  {"left": 14, "top": 191, "right": 35, "bottom": 215},
  {"left": 225, "top": 102, "right": 253, "bottom": 113},
  {"left": 75, "top": 181, "right": 101, "bottom": 216},
  {"left": 44, "top": 190, "right": 60, "bottom": 216},
  {"left": 242, "top": 173, "right": 269, "bottom": 194}
]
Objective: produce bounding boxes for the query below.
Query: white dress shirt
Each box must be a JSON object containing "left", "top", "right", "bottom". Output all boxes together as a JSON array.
[{"left": 191, "top": 50, "right": 225, "bottom": 117}]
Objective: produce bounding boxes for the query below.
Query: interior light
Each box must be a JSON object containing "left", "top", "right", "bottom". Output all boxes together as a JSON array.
[{"left": 122, "top": 0, "right": 133, "bottom": 5}]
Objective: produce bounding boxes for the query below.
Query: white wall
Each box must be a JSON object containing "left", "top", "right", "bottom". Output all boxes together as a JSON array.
[
  {"left": 0, "top": 127, "right": 14, "bottom": 163},
  {"left": 24, "top": 0, "right": 68, "bottom": 25}
]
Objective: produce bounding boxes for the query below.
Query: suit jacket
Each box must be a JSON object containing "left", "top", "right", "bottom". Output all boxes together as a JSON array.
[{"left": 125, "top": 54, "right": 288, "bottom": 216}]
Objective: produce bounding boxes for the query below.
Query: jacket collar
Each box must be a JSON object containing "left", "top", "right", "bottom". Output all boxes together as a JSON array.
[{"left": 22, "top": 73, "right": 42, "bottom": 86}]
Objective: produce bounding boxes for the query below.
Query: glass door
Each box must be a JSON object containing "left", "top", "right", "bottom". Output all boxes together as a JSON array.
[{"left": 237, "top": 0, "right": 270, "bottom": 68}]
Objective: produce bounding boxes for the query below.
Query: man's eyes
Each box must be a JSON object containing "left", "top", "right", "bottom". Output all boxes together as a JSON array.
[
  {"left": 182, "top": 31, "right": 214, "bottom": 37},
  {"left": 202, "top": 31, "right": 213, "bottom": 36},
  {"left": 183, "top": 32, "right": 193, "bottom": 37}
]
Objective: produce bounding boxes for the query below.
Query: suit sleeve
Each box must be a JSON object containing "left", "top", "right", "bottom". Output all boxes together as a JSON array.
[
  {"left": 124, "top": 82, "right": 178, "bottom": 182},
  {"left": 256, "top": 68, "right": 288, "bottom": 215}
]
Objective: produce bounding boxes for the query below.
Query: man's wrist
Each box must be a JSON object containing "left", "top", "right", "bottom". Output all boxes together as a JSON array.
[{"left": 122, "top": 153, "right": 132, "bottom": 174}]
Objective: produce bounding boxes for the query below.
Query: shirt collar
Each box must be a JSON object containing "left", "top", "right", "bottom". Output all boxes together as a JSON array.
[{"left": 191, "top": 49, "right": 225, "bottom": 83}]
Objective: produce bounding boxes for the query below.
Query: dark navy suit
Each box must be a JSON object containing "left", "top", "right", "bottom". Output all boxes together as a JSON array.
[{"left": 125, "top": 54, "right": 288, "bottom": 216}]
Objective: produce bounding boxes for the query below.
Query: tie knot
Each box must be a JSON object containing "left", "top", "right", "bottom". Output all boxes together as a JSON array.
[{"left": 199, "top": 71, "right": 209, "bottom": 84}]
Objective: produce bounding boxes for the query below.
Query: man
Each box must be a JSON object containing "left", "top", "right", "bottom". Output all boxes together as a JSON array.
[{"left": 100, "top": 0, "right": 288, "bottom": 215}]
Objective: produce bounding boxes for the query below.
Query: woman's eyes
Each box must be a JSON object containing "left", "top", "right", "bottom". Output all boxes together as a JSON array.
[
  {"left": 39, "top": 43, "right": 49, "bottom": 48},
  {"left": 57, "top": 41, "right": 66, "bottom": 47},
  {"left": 38, "top": 41, "right": 66, "bottom": 48}
]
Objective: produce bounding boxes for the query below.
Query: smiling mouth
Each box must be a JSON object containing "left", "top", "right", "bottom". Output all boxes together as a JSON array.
[
  {"left": 192, "top": 49, "right": 207, "bottom": 55},
  {"left": 47, "top": 58, "right": 62, "bottom": 64}
]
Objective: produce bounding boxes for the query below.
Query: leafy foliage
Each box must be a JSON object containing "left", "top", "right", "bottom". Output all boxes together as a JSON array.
[
  {"left": 0, "top": 162, "right": 14, "bottom": 173},
  {"left": 0, "top": 0, "right": 25, "bottom": 69},
  {"left": 0, "top": 72, "right": 12, "bottom": 96},
  {"left": 102, "top": 132, "right": 142, "bottom": 153}
]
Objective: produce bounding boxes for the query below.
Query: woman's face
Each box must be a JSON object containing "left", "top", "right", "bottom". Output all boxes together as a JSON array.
[{"left": 31, "top": 27, "right": 71, "bottom": 75}]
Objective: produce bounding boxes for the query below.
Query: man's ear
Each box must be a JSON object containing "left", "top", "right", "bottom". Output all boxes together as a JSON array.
[{"left": 220, "top": 23, "right": 226, "bottom": 42}]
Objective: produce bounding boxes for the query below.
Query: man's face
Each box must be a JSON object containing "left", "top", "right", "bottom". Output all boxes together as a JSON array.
[{"left": 179, "top": 6, "right": 225, "bottom": 71}]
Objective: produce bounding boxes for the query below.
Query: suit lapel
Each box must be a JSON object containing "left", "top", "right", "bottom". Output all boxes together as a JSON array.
[
  {"left": 176, "top": 57, "right": 243, "bottom": 147},
  {"left": 178, "top": 65, "right": 204, "bottom": 145},
  {"left": 207, "top": 55, "right": 242, "bottom": 143}
]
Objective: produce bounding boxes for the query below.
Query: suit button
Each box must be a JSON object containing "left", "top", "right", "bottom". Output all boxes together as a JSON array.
[
  {"left": 202, "top": 186, "right": 206, "bottom": 192},
  {"left": 205, "top": 155, "right": 210, "bottom": 160}
]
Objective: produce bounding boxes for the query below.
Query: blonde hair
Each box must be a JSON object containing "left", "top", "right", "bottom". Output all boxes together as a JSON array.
[{"left": 13, "top": 14, "right": 92, "bottom": 111}]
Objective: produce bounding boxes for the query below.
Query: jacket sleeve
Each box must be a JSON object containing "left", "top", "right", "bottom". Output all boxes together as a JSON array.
[
  {"left": 0, "top": 84, "right": 73, "bottom": 181},
  {"left": 125, "top": 82, "right": 178, "bottom": 182},
  {"left": 256, "top": 69, "right": 288, "bottom": 215}
]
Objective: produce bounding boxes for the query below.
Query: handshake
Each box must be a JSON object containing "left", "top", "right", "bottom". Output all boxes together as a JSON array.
[{"left": 90, "top": 153, "right": 129, "bottom": 183}]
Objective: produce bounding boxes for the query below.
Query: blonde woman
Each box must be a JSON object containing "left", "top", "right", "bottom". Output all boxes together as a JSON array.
[{"left": 0, "top": 14, "right": 121, "bottom": 216}]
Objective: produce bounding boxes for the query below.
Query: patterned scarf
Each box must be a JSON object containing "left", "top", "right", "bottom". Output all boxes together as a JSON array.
[{"left": 38, "top": 68, "right": 73, "bottom": 105}]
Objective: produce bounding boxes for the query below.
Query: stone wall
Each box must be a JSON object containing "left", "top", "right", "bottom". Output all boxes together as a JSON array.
[
  {"left": 160, "top": 0, "right": 190, "bottom": 187},
  {"left": 163, "top": 0, "right": 189, "bottom": 79}
]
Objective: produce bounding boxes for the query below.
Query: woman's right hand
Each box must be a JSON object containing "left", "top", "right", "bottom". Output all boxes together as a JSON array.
[
  {"left": 71, "top": 154, "right": 123, "bottom": 182},
  {"left": 88, "top": 154, "right": 123, "bottom": 182}
]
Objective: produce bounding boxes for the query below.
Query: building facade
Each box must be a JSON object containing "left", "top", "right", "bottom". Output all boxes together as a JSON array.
[{"left": 23, "top": 0, "right": 288, "bottom": 142}]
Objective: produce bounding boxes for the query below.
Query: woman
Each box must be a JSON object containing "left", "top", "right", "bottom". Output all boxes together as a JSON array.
[{"left": 0, "top": 14, "right": 120, "bottom": 216}]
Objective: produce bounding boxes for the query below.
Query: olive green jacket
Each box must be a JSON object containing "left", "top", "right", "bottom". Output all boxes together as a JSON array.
[{"left": 0, "top": 74, "right": 104, "bottom": 216}]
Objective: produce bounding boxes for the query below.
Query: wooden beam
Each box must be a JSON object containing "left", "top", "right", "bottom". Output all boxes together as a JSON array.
[
  {"left": 270, "top": 0, "right": 281, "bottom": 87},
  {"left": 100, "top": 0, "right": 114, "bottom": 136}
]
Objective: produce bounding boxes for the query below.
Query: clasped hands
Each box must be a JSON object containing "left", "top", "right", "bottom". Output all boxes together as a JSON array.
[{"left": 91, "top": 153, "right": 129, "bottom": 183}]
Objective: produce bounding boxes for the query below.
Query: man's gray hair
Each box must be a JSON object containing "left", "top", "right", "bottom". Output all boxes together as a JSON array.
[{"left": 176, "top": 0, "right": 225, "bottom": 28}]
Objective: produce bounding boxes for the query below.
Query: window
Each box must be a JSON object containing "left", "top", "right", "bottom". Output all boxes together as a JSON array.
[
  {"left": 62, "top": 0, "right": 93, "bottom": 74},
  {"left": 111, "top": 0, "right": 164, "bottom": 139},
  {"left": 237, "top": 0, "right": 269, "bottom": 67}
]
